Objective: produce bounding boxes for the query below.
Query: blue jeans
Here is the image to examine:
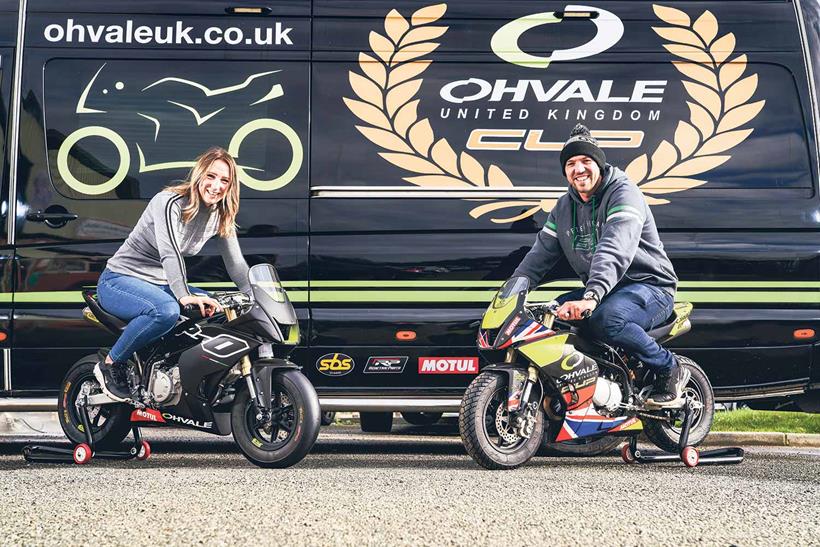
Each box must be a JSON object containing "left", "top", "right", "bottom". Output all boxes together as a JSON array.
[
  {"left": 97, "top": 268, "right": 207, "bottom": 363},
  {"left": 557, "top": 283, "right": 676, "bottom": 373}
]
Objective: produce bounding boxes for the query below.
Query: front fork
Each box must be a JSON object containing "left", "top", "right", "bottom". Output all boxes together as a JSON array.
[
  {"left": 496, "top": 349, "right": 541, "bottom": 438},
  {"left": 241, "top": 355, "right": 271, "bottom": 422},
  {"left": 225, "top": 307, "right": 271, "bottom": 423}
]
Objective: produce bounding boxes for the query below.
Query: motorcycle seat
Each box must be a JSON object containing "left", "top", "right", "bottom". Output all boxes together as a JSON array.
[
  {"left": 646, "top": 301, "right": 693, "bottom": 343},
  {"left": 82, "top": 290, "right": 127, "bottom": 334}
]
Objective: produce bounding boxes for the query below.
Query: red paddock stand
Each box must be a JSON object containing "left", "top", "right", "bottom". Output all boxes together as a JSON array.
[
  {"left": 621, "top": 397, "right": 744, "bottom": 467},
  {"left": 22, "top": 395, "right": 151, "bottom": 465}
]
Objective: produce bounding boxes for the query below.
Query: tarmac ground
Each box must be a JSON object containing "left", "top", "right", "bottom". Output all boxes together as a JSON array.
[{"left": 0, "top": 416, "right": 818, "bottom": 546}]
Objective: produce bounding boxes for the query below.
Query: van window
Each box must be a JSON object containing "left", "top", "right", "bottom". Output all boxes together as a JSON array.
[{"left": 43, "top": 59, "right": 308, "bottom": 199}]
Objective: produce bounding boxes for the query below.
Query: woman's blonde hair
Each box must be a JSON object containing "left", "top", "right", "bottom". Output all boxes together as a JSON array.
[{"left": 165, "top": 147, "right": 240, "bottom": 237}]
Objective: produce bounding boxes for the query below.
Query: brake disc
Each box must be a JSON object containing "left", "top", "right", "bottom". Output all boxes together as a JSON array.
[
  {"left": 263, "top": 393, "right": 291, "bottom": 441},
  {"left": 494, "top": 404, "right": 520, "bottom": 444}
]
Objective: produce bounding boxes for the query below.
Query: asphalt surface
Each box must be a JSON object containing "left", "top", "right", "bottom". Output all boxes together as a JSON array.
[{"left": 1, "top": 422, "right": 818, "bottom": 546}]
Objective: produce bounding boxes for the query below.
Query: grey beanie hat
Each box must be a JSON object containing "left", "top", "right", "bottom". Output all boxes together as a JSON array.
[{"left": 559, "top": 124, "right": 606, "bottom": 171}]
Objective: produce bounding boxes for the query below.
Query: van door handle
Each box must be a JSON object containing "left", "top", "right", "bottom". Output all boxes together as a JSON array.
[{"left": 26, "top": 208, "right": 79, "bottom": 228}]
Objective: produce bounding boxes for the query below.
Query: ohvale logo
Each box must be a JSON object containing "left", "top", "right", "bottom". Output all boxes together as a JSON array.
[
  {"left": 345, "top": 3, "right": 765, "bottom": 222},
  {"left": 490, "top": 4, "right": 624, "bottom": 69}
]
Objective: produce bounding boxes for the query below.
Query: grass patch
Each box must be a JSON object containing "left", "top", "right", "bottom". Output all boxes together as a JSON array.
[{"left": 712, "top": 408, "right": 820, "bottom": 434}]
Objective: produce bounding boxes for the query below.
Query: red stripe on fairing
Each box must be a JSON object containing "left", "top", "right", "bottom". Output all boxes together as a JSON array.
[
  {"left": 556, "top": 421, "right": 577, "bottom": 442},
  {"left": 566, "top": 385, "right": 596, "bottom": 409}
]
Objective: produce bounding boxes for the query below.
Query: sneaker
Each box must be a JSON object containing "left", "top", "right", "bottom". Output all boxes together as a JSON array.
[
  {"left": 94, "top": 361, "right": 131, "bottom": 402},
  {"left": 646, "top": 363, "right": 691, "bottom": 408}
]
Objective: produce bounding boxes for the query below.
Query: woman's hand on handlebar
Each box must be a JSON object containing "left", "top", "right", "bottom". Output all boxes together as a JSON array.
[{"left": 179, "top": 295, "right": 223, "bottom": 317}]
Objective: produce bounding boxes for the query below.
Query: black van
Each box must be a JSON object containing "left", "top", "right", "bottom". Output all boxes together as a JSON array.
[{"left": 1, "top": 1, "right": 819, "bottom": 431}]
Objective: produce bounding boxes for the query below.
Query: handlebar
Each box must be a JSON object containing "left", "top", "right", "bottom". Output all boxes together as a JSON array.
[
  {"left": 212, "top": 291, "right": 251, "bottom": 309},
  {"left": 524, "top": 301, "right": 591, "bottom": 322},
  {"left": 180, "top": 291, "right": 251, "bottom": 319}
]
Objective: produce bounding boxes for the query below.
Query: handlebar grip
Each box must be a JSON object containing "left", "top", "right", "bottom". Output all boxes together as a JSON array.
[
  {"left": 581, "top": 309, "right": 592, "bottom": 319},
  {"left": 181, "top": 303, "right": 205, "bottom": 319}
]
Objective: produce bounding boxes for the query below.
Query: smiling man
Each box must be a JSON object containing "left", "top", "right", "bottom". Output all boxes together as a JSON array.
[{"left": 512, "top": 124, "right": 684, "bottom": 406}]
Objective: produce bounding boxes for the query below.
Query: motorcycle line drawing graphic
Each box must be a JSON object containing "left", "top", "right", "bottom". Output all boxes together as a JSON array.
[
  {"left": 24, "top": 264, "right": 321, "bottom": 468},
  {"left": 459, "top": 277, "right": 744, "bottom": 469},
  {"left": 56, "top": 63, "right": 304, "bottom": 196}
]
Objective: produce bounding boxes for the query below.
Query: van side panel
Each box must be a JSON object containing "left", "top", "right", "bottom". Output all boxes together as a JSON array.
[
  {"left": 11, "top": 4, "right": 311, "bottom": 392},
  {"left": 308, "top": 1, "right": 820, "bottom": 400}
]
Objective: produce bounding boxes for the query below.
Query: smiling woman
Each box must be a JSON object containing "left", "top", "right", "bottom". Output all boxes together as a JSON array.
[{"left": 94, "top": 147, "right": 251, "bottom": 401}]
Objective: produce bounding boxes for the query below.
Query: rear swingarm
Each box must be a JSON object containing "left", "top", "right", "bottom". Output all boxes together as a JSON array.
[
  {"left": 22, "top": 395, "right": 151, "bottom": 465},
  {"left": 621, "top": 397, "right": 744, "bottom": 467}
]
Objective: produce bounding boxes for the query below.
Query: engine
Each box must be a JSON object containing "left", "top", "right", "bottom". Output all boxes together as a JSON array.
[
  {"left": 592, "top": 377, "right": 623, "bottom": 412},
  {"left": 147, "top": 365, "right": 181, "bottom": 406}
]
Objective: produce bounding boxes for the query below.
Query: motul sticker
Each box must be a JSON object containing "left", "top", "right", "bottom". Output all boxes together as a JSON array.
[
  {"left": 131, "top": 408, "right": 164, "bottom": 423},
  {"left": 418, "top": 357, "right": 479, "bottom": 374}
]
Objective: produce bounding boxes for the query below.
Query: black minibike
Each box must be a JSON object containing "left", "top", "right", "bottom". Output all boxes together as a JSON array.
[{"left": 24, "top": 264, "right": 321, "bottom": 468}]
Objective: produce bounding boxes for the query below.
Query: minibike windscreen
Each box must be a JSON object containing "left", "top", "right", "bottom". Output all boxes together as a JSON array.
[{"left": 248, "top": 263, "right": 297, "bottom": 326}]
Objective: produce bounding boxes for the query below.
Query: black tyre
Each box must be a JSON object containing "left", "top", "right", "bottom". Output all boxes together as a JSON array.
[
  {"left": 538, "top": 435, "right": 622, "bottom": 457},
  {"left": 644, "top": 355, "right": 715, "bottom": 453},
  {"left": 321, "top": 411, "right": 336, "bottom": 426},
  {"left": 360, "top": 411, "right": 393, "bottom": 433},
  {"left": 401, "top": 411, "right": 443, "bottom": 426},
  {"left": 459, "top": 372, "right": 544, "bottom": 470},
  {"left": 57, "top": 355, "right": 132, "bottom": 449},
  {"left": 231, "top": 369, "right": 321, "bottom": 468}
]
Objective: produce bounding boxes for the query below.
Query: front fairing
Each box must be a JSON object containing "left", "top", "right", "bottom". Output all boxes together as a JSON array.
[
  {"left": 249, "top": 264, "right": 297, "bottom": 326},
  {"left": 240, "top": 264, "right": 300, "bottom": 345},
  {"left": 477, "top": 277, "right": 554, "bottom": 350}
]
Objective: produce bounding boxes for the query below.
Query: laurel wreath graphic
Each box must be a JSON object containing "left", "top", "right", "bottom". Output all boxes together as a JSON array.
[
  {"left": 627, "top": 4, "right": 765, "bottom": 204},
  {"left": 345, "top": 3, "right": 765, "bottom": 220}
]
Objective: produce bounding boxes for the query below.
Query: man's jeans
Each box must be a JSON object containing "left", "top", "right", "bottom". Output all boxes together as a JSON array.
[
  {"left": 556, "top": 283, "right": 676, "bottom": 373},
  {"left": 97, "top": 268, "right": 207, "bottom": 363}
]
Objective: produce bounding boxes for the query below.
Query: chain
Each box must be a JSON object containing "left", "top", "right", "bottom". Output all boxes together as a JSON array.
[{"left": 636, "top": 411, "right": 672, "bottom": 422}]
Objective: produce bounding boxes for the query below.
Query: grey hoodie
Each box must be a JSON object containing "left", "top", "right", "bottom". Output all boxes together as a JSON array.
[
  {"left": 513, "top": 165, "right": 677, "bottom": 300},
  {"left": 106, "top": 191, "right": 250, "bottom": 301}
]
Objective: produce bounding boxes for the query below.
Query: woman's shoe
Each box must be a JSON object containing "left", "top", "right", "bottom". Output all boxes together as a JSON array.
[{"left": 93, "top": 361, "right": 131, "bottom": 401}]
